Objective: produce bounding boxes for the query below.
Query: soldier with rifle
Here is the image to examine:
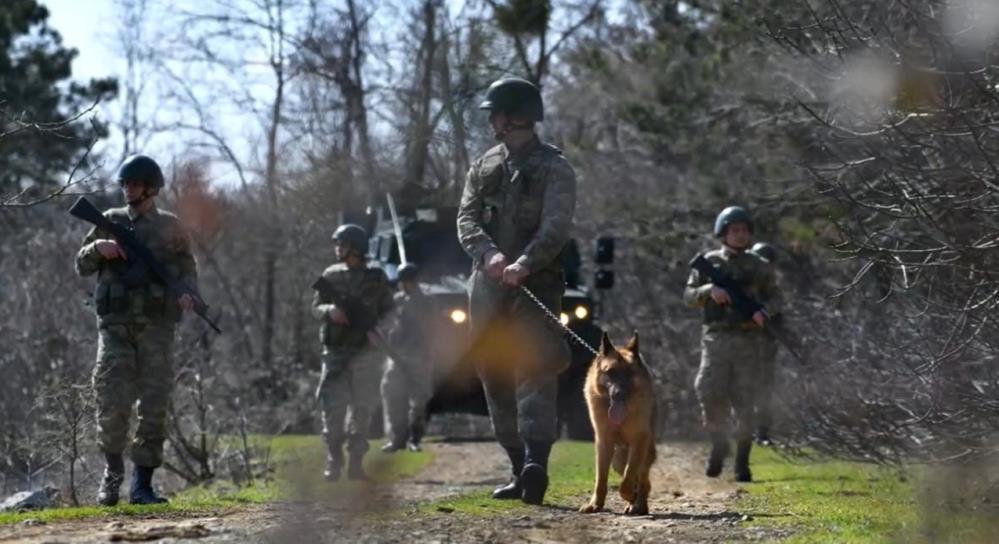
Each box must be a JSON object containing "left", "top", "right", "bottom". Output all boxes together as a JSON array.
[
  {"left": 311, "top": 223, "right": 395, "bottom": 481},
  {"left": 73, "top": 155, "right": 209, "bottom": 505},
  {"left": 684, "top": 206, "right": 783, "bottom": 483}
]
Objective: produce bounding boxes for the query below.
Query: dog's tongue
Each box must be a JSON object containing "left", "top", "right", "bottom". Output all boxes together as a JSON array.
[{"left": 608, "top": 403, "right": 628, "bottom": 427}]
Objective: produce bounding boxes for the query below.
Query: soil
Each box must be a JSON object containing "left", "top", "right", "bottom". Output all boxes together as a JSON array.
[{"left": 0, "top": 442, "right": 794, "bottom": 543}]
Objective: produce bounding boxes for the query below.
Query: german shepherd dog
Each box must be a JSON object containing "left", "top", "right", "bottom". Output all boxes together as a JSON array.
[{"left": 579, "top": 332, "right": 657, "bottom": 515}]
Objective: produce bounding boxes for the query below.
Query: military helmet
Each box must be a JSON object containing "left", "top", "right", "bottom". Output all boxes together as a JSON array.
[
  {"left": 479, "top": 77, "right": 544, "bottom": 122},
  {"left": 714, "top": 206, "right": 754, "bottom": 237},
  {"left": 332, "top": 224, "right": 369, "bottom": 256},
  {"left": 117, "top": 155, "right": 165, "bottom": 189},
  {"left": 751, "top": 242, "right": 778, "bottom": 262},
  {"left": 397, "top": 262, "right": 419, "bottom": 282}
]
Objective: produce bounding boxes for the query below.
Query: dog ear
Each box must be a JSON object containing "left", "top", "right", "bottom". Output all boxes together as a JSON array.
[
  {"left": 626, "top": 331, "right": 639, "bottom": 354},
  {"left": 599, "top": 331, "right": 614, "bottom": 356}
]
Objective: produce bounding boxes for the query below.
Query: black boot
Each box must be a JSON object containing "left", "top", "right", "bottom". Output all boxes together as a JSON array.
[
  {"left": 734, "top": 439, "right": 753, "bottom": 482},
  {"left": 521, "top": 441, "right": 551, "bottom": 506},
  {"left": 492, "top": 446, "right": 525, "bottom": 500},
  {"left": 347, "top": 454, "right": 370, "bottom": 481},
  {"left": 129, "top": 465, "right": 168, "bottom": 505},
  {"left": 324, "top": 453, "right": 343, "bottom": 481},
  {"left": 755, "top": 426, "right": 771, "bottom": 446},
  {"left": 705, "top": 433, "right": 730, "bottom": 478},
  {"left": 407, "top": 421, "right": 425, "bottom": 452},
  {"left": 96, "top": 453, "right": 124, "bottom": 506}
]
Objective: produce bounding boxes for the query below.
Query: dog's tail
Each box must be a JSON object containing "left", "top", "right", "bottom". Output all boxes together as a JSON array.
[{"left": 612, "top": 445, "right": 628, "bottom": 476}]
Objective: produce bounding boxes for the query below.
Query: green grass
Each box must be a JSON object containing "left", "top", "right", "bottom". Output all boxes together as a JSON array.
[
  {"left": 740, "top": 447, "right": 999, "bottom": 543},
  {"left": 425, "top": 440, "right": 609, "bottom": 516},
  {"left": 0, "top": 435, "right": 433, "bottom": 526}
]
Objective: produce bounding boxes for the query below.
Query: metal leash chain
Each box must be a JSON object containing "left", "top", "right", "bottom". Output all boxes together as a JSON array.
[{"left": 519, "top": 285, "right": 600, "bottom": 357}]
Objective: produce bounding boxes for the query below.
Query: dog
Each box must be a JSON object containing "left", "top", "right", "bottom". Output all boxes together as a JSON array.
[{"left": 579, "top": 332, "right": 657, "bottom": 515}]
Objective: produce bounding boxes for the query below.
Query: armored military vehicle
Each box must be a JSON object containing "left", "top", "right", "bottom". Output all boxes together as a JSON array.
[{"left": 357, "top": 193, "right": 612, "bottom": 439}]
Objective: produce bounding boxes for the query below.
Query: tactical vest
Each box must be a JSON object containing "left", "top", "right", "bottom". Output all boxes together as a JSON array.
[
  {"left": 93, "top": 209, "right": 184, "bottom": 325},
  {"left": 475, "top": 141, "right": 566, "bottom": 276},
  {"left": 315, "top": 263, "right": 389, "bottom": 348},
  {"left": 700, "top": 250, "right": 769, "bottom": 329}
]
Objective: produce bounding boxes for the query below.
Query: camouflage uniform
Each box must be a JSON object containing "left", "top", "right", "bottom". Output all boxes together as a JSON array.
[
  {"left": 457, "top": 135, "right": 575, "bottom": 459},
  {"left": 75, "top": 204, "right": 196, "bottom": 469},
  {"left": 683, "top": 247, "right": 781, "bottom": 442},
  {"left": 381, "top": 287, "right": 435, "bottom": 448},
  {"left": 312, "top": 262, "right": 394, "bottom": 466}
]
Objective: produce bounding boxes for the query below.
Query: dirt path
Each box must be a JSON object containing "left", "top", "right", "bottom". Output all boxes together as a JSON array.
[{"left": 0, "top": 442, "right": 792, "bottom": 543}]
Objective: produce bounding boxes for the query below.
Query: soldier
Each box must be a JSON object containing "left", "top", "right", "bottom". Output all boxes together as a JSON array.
[
  {"left": 380, "top": 263, "right": 434, "bottom": 453},
  {"left": 312, "top": 224, "right": 395, "bottom": 481},
  {"left": 457, "top": 77, "right": 576, "bottom": 505},
  {"left": 683, "top": 206, "right": 781, "bottom": 482},
  {"left": 75, "top": 155, "right": 197, "bottom": 506},
  {"left": 750, "top": 242, "right": 780, "bottom": 445}
]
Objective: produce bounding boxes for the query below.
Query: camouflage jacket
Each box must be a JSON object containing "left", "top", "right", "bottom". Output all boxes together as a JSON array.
[
  {"left": 386, "top": 287, "right": 434, "bottom": 356},
  {"left": 75, "top": 204, "right": 197, "bottom": 326},
  {"left": 311, "top": 262, "right": 395, "bottom": 349},
  {"left": 456, "top": 135, "right": 576, "bottom": 279},
  {"left": 684, "top": 246, "right": 782, "bottom": 332}
]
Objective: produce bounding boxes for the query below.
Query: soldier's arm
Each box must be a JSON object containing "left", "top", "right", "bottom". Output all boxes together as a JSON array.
[
  {"left": 683, "top": 268, "right": 713, "bottom": 308},
  {"left": 172, "top": 221, "right": 198, "bottom": 288},
  {"left": 75, "top": 225, "right": 105, "bottom": 277},
  {"left": 456, "top": 162, "right": 500, "bottom": 264},
  {"left": 311, "top": 277, "right": 337, "bottom": 320},
  {"left": 760, "top": 263, "right": 783, "bottom": 317},
  {"left": 515, "top": 156, "right": 576, "bottom": 273},
  {"left": 375, "top": 271, "right": 396, "bottom": 319}
]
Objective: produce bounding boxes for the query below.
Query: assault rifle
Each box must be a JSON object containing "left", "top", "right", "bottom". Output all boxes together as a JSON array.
[
  {"left": 69, "top": 197, "right": 221, "bottom": 334},
  {"left": 689, "top": 253, "right": 806, "bottom": 365}
]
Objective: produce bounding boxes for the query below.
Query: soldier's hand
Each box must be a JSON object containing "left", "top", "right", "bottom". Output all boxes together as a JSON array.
[
  {"left": 95, "top": 239, "right": 127, "bottom": 261},
  {"left": 501, "top": 263, "right": 530, "bottom": 287},
  {"left": 752, "top": 310, "right": 767, "bottom": 328},
  {"left": 178, "top": 294, "right": 195, "bottom": 312},
  {"left": 484, "top": 250, "right": 509, "bottom": 281},
  {"left": 329, "top": 307, "right": 350, "bottom": 325},
  {"left": 709, "top": 286, "right": 731, "bottom": 306}
]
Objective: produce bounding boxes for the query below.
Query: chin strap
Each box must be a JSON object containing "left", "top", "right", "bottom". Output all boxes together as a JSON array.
[{"left": 127, "top": 186, "right": 157, "bottom": 208}]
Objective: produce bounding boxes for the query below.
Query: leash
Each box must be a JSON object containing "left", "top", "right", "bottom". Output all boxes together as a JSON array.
[{"left": 519, "top": 285, "right": 600, "bottom": 357}]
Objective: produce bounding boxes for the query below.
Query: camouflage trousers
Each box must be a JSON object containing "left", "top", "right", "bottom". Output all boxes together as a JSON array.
[
  {"left": 469, "top": 269, "right": 570, "bottom": 450},
  {"left": 380, "top": 355, "right": 433, "bottom": 446},
  {"left": 694, "top": 328, "right": 762, "bottom": 441},
  {"left": 92, "top": 322, "right": 176, "bottom": 468},
  {"left": 755, "top": 336, "right": 779, "bottom": 429},
  {"left": 317, "top": 347, "right": 383, "bottom": 458}
]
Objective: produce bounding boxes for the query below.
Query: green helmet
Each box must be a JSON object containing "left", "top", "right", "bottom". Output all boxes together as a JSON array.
[
  {"left": 397, "top": 262, "right": 419, "bottom": 282},
  {"left": 117, "top": 155, "right": 164, "bottom": 189},
  {"left": 751, "top": 242, "right": 778, "bottom": 262},
  {"left": 332, "top": 224, "right": 368, "bottom": 257},
  {"left": 714, "top": 206, "right": 754, "bottom": 237},
  {"left": 479, "top": 77, "right": 544, "bottom": 122}
]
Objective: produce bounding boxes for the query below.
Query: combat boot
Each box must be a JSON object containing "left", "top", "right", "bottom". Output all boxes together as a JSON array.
[
  {"left": 407, "top": 422, "right": 425, "bottom": 452},
  {"left": 492, "top": 446, "right": 525, "bottom": 500},
  {"left": 705, "top": 433, "right": 730, "bottom": 478},
  {"left": 380, "top": 441, "right": 405, "bottom": 453},
  {"left": 755, "top": 426, "right": 772, "bottom": 446},
  {"left": 521, "top": 440, "right": 552, "bottom": 506},
  {"left": 346, "top": 454, "right": 370, "bottom": 481},
  {"left": 96, "top": 453, "right": 124, "bottom": 506},
  {"left": 129, "top": 465, "right": 168, "bottom": 505},
  {"left": 734, "top": 439, "right": 753, "bottom": 483},
  {"left": 324, "top": 453, "right": 343, "bottom": 481}
]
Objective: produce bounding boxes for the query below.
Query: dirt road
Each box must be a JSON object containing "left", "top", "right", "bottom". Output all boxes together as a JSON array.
[{"left": 0, "top": 442, "right": 792, "bottom": 543}]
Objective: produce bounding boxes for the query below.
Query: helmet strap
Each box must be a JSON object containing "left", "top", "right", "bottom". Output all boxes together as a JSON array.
[{"left": 127, "top": 185, "right": 157, "bottom": 208}]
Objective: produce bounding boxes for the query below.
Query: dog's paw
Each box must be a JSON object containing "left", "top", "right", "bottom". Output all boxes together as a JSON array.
[
  {"left": 579, "top": 502, "right": 603, "bottom": 514},
  {"left": 624, "top": 502, "right": 649, "bottom": 516},
  {"left": 618, "top": 484, "right": 637, "bottom": 503}
]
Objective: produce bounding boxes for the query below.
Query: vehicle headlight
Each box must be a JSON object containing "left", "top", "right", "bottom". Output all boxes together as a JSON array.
[
  {"left": 574, "top": 305, "right": 589, "bottom": 320},
  {"left": 559, "top": 312, "right": 570, "bottom": 325},
  {"left": 450, "top": 309, "right": 468, "bottom": 324}
]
